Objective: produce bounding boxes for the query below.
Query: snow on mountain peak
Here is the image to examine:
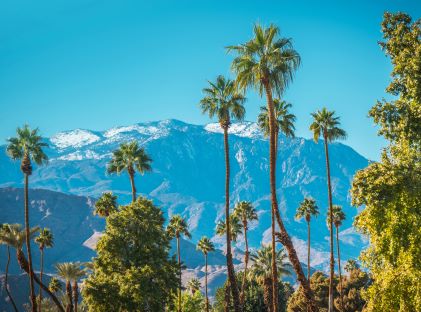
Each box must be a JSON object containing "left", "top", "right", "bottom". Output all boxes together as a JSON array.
[
  {"left": 51, "top": 129, "right": 100, "bottom": 149},
  {"left": 204, "top": 122, "right": 264, "bottom": 139},
  {"left": 104, "top": 125, "right": 162, "bottom": 138}
]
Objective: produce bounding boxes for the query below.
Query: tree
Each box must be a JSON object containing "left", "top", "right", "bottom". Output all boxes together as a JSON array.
[
  {"left": 351, "top": 12, "right": 421, "bottom": 311},
  {"left": 107, "top": 141, "right": 152, "bottom": 202},
  {"left": 35, "top": 227, "right": 54, "bottom": 312},
  {"left": 174, "top": 291, "right": 204, "bottom": 312},
  {"left": 199, "top": 75, "right": 246, "bottom": 312},
  {"left": 227, "top": 24, "right": 316, "bottom": 312},
  {"left": 187, "top": 278, "right": 201, "bottom": 295},
  {"left": 56, "top": 262, "right": 85, "bottom": 312},
  {"left": 250, "top": 246, "right": 292, "bottom": 312},
  {"left": 6, "top": 125, "right": 48, "bottom": 312},
  {"left": 49, "top": 277, "right": 62, "bottom": 293},
  {"left": 295, "top": 198, "right": 319, "bottom": 299},
  {"left": 335, "top": 268, "right": 371, "bottom": 312},
  {"left": 344, "top": 260, "right": 359, "bottom": 273},
  {"left": 0, "top": 224, "right": 19, "bottom": 312},
  {"left": 233, "top": 201, "right": 258, "bottom": 305},
  {"left": 0, "top": 224, "right": 65, "bottom": 312},
  {"left": 197, "top": 236, "right": 215, "bottom": 312},
  {"left": 167, "top": 214, "right": 192, "bottom": 312},
  {"left": 93, "top": 192, "right": 118, "bottom": 217},
  {"left": 82, "top": 197, "right": 178, "bottom": 311},
  {"left": 310, "top": 108, "right": 347, "bottom": 311}
]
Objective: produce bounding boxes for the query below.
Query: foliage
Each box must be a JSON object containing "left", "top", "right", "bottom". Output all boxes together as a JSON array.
[
  {"left": 351, "top": 12, "right": 421, "bottom": 312},
  {"left": 167, "top": 214, "right": 191, "bottom": 240},
  {"left": 35, "top": 228, "right": 54, "bottom": 250},
  {"left": 258, "top": 99, "right": 296, "bottom": 138},
  {"left": 94, "top": 192, "right": 118, "bottom": 217},
  {"left": 295, "top": 198, "right": 319, "bottom": 223},
  {"left": 216, "top": 214, "right": 242, "bottom": 242},
  {"left": 82, "top": 197, "right": 178, "bottom": 311},
  {"left": 107, "top": 141, "right": 152, "bottom": 176},
  {"left": 49, "top": 277, "right": 62, "bottom": 293},
  {"left": 172, "top": 291, "right": 204, "bottom": 312}
]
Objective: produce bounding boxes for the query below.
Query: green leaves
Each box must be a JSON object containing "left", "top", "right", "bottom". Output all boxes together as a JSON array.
[
  {"left": 309, "top": 108, "right": 347, "bottom": 143},
  {"left": 107, "top": 141, "right": 152, "bottom": 176}
]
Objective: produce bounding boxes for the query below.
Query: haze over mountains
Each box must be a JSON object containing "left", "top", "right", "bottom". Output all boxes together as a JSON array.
[{"left": 0, "top": 119, "right": 368, "bottom": 304}]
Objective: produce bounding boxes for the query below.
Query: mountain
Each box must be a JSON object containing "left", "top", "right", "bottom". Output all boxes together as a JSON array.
[{"left": 0, "top": 119, "right": 368, "bottom": 302}]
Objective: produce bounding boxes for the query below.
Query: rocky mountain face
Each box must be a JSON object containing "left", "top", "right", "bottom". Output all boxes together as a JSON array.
[{"left": 0, "top": 119, "right": 368, "bottom": 306}]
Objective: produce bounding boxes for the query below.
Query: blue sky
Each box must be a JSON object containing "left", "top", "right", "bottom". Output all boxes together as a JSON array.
[{"left": 0, "top": 0, "right": 419, "bottom": 160}]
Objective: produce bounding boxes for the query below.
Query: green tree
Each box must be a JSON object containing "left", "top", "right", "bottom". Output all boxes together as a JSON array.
[
  {"left": 199, "top": 75, "right": 246, "bottom": 312},
  {"left": 197, "top": 236, "right": 215, "bottom": 312},
  {"left": 295, "top": 198, "right": 319, "bottom": 290},
  {"left": 250, "top": 245, "right": 292, "bottom": 312},
  {"left": 0, "top": 224, "right": 19, "bottom": 312},
  {"left": 107, "top": 141, "right": 152, "bottom": 202},
  {"left": 187, "top": 278, "right": 201, "bottom": 295},
  {"left": 174, "top": 291, "right": 205, "bottom": 312},
  {"left": 233, "top": 201, "right": 258, "bottom": 305},
  {"left": 227, "top": 24, "right": 315, "bottom": 312},
  {"left": 56, "top": 262, "right": 85, "bottom": 312},
  {"left": 351, "top": 12, "right": 421, "bottom": 312},
  {"left": 35, "top": 227, "right": 54, "bottom": 312},
  {"left": 49, "top": 277, "right": 62, "bottom": 293},
  {"left": 344, "top": 260, "right": 359, "bottom": 273},
  {"left": 335, "top": 268, "right": 370, "bottom": 312},
  {"left": 216, "top": 214, "right": 242, "bottom": 242},
  {"left": 167, "top": 214, "right": 192, "bottom": 312},
  {"left": 310, "top": 108, "right": 347, "bottom": 311},
  {"left": 82, "top": 197, "right": 178, "bottom": 311},
  {"left": 6, "top": 125, "right": 48, "bottom": 312},
  {"left": 94, "top": 192, "right": 118, "bottom": 217}
]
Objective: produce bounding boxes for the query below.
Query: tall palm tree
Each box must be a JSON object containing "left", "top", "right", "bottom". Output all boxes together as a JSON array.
[
  {"left": 0, "top": 224, "right": 19, "bottom": 312},
  {"left": 258, "top": 99, "right": 296, "bottom": 310},
  {"left": 233, "top": 201, "right": 258, "bottom": 304},
  {"left": 0, "top": 224, "right": 64, "bottom": 312},
  {"left": 94, "top": 192, "right": 118, "bottom": 217},
  {"left": 344, "top": 259, "right": 359, "bottom": 273},
  {"left": 199, "top": 75, "right": 245, "bottom": 311},
  {"left": 227, "top": 23, "right": 314, "bottom": 312},
  {"left": 107, "top": 141, "right": 152, "bottom": 202},
  {"left": 328, "top": 205, "right": 346, "bottom": 310},
  {"left": 167, "top": 215, "right": 192, "bottom": 312},
  {"left": 295, "top": 199, "right": 319, "bottom": 283},
  {"left": 197, "top": 237, "right": 215, "bottom": 312},
  {"left": 56, "top": 262, "right": 85, "bottom": 312},
  {"left": 250, "top": 245, "right": 292, "bottom": 312},
  {"left": 187, "top": 278, "right": 201, "bottom": 295},
  {"left": 35, "top": 228, "right": 54, "bottom": 312},
  {"left": 310, "top": 108, "right": 346, "bottom": 312},
  {"left": 7, "top": 125, "right": 48, "bottom": 312}
]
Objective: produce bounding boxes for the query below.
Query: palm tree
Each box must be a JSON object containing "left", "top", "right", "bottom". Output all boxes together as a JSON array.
[
  {"left": 233, "top": 201, "right": 258, "bottom": 304},
  {"left": 94, "top": 192, "right": 118, "bottom": 217},
  {"left": 0, "top": 224, "right": 19, "bottom": 312},
  {"left": 35, "top": 228, "right": 54, "bottom": 312},
  {"left": 7, "top": 125, "right": 48, "bottom": 312},
  {"left": 227, "top": 23, "right": 314, "bottom": 312},
  {"left": 295, "top": 199, "right": 319, "bottom": 283},
  {"left": 250, "top": 245, "right": 292, "bottom": 312},
  {"left": 167, "top": 215, "right": 192, "bottom": 312},
  {"left": 310, "top": 108, "right": 346, "bottom": 312},
  {"left": 328, "top": 205, "right": 346, "bottom": 310},
  {"left": 199, "top": 75, "right": 245, "bottom": 311},
  {"left": 187, "top": 278, "right": 201, "bottom": 295},
  {"left": 56, "top": 262, "right": 85, "bottom": 312},
  {"left": 49, "top": 277, "right": 62, "bottom": 293},
  {"left": 344, "top": 259, "right": 359, "bottom": 273},
  {"left": 258, "top": 99, "right": 296, "bottom": 310},
  {"left": 197, "top": 237, "right": 215, "bottom": 312},
  {"left": 0, "top": 224, "right": 64, "bottom": 312},
  {"left": 107, "top": 141, "right": 152, "bottom": 202}
]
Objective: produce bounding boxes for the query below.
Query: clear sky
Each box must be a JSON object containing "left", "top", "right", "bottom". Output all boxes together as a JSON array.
[{"left": 0, "top": 0, "right": 420, "bottom": 160}]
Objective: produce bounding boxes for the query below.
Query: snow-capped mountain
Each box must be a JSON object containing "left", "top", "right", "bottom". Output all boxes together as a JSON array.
[{"left": 0, "top": 119, "right": 368, "bottom": 274}]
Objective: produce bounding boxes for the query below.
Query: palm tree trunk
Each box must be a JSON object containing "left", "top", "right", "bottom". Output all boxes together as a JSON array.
[
  {"left": 264, "top": 277, "right": 273, "bottom": 312},
  {"left": 5, "top": 246, "right": 19, "bottom": 312},
  {"left": 16, "top": 249, "right": 65, "bottom": 312},
  {"left": 128, "top": 169, "right": 137, "bottom": 203},
  {"left": 177, "top": 235, "right": 182, "bottom": 312},
  {"left": 307, "top": 220, "right": 311, "bottom": 312},
  {"left": 72, "top": 281, "right": 78, "bottom": 312},
  {"left": 240, "top": 221, "right": 249, "bottom": 305},
  {"left": 263, "top": 81, "right": 318, "bottom": 312},
  {"left": 24, "top": 172, "right": 37, "bottom": 312},
  {"left": 66, "top": 281, "right": 73, "bottom": 312},
  {"left": 336, "top": 226, "right": 344, "bottom": 311},
  {"left": 224, "top": 280, "right": 231, "bottom": 312},
  {"left": 205, "top": 254, "right": 209, "bottom": 312},
  {"left": 39, "top": 248, "right": 44, "bottom": 312},
  {"left": 223, "top": 126, "right": 241, "bottom": 312},
  {"left": 323, "top": 133, "right": 335, "bottom": 312},
  {"left": 271, "top": 203, "right": 278, "bottom": 312}
]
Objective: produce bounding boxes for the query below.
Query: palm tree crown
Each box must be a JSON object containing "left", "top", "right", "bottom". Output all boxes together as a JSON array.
[
  {"left": 327, "top": 205, "right": 346, "bottom": 229},
  {"left": 55, "top": 262, "right": 85, "bottom": 283},
  {"left": 295, "top": 198, "right": 319, "bottom": 223},
  {"left": 216, "top": 214, "right": 242, "bottom": 242},
  {"left": 0, "top": 224, "right": 39, "bottom": 249},
  {"left": 199, "top": 75, "right": 246, "bottom": 128},
  {"left": 35, "top": 228, "right": 54, "bottom": 250},
  {"left": 197, "top": 237, "right": 215, "bottom": 255},
  {"left": 233, "top": 201, "right": 258, "bottom": 226},
  {"left": 227, "top": 24, "right": 300, "bottom": 96},
  {"left": 48, "top": 278, "right": 62, "bottom": 293},
  {"left": 344, "top": 259, "right": 359, "bottom": 272},
  {"left": 250, "top": 245, "right": 293, "bottom": 281},
  {"left": 94, "top": 192, "right": 118, "bottom": 217},
  {"left": 107, "top": 141, "right": 152, "bottom": 176},
  {"left": 167, "top": 215, "right": 191, "bottom": 239},
  {"left": 258, "top": 99, "right": 296, "bottom": 138},
  {"left": 187, "top": 278, "right": 201, "bottom": 294},
  {"left": 309, "top": 108, "right": 347, "bottom": 143}
]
